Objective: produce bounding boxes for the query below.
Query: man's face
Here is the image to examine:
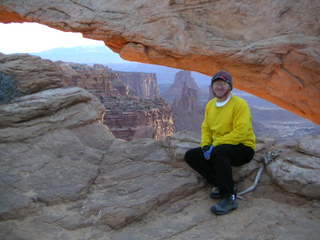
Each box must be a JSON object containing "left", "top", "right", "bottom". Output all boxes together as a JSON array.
[{"left": 212, "top": 79, "right": 230, "bottom": 98}]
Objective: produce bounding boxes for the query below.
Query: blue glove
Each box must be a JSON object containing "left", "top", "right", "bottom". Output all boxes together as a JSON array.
[{"left": 202, "top": 145, "right": 214, "bottom": 160}]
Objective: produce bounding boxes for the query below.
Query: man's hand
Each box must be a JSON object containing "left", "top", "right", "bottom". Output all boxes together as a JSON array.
[{"left": 202, "top": 145, "right": 214, "bottom": 160}]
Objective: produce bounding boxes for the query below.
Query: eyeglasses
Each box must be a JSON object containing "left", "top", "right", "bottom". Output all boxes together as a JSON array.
[{"left": 212, "top": 81, "right": 229, "bottom": 88}]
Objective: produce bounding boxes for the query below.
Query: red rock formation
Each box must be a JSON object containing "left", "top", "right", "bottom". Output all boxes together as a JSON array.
[
  {"left": 115, "top": 71, "right": 160, "bottom": 99},
  {"left": 163, "top": 70, "right": 200, "bottom": 103},
  {"left": 103, "top": 96, "right": 175, "bottom": 141},
  {"left": 1, "top": 1, "right": 319, "bottom": 123},
  {"left": 172, "top": 82, "right": 203, "bottom": 133},
  {"left": 57, "top": 61, "right": 174, "bottom": 141},
  {"left": 57, "top": 62, "right": 129, "bottom": 97}
]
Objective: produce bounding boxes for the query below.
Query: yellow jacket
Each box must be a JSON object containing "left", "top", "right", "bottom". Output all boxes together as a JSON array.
[{"left": 201, "top": 95, "right": 256, "bottom": 150}]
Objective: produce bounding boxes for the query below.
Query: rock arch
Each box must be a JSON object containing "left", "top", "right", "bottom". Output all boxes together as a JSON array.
[{"left": 1, "top": 0, "right": 319, "bottom": 123}]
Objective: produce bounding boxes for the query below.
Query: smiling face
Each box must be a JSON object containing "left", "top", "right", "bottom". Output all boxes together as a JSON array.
[{"left": 211, "top": 79, "right": 231, "bottom": 100}]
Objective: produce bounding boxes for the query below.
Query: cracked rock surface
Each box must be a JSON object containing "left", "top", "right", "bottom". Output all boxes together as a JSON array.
[{"left": 0, "top": 85, "right": 320, "bottom": 239}]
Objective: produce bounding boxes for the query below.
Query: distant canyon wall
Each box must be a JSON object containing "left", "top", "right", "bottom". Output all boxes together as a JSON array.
[
  {"left": 162, "top": 71, "right": 203, "bottom": 133},
  {"left": 58, "top": 62, "right": 160, "bottom": 99},
  {"left": 115, "top": 71, "right": 160, "bottom": 99},
  {"left": 163, "top": 71, "right": 200, "bottom": 103},
  {"left": 58, "top": 61, "right": 174, "bottom": 141},
  {"left": 0, "top": 0, "right": 319, "bottom": 123},
  {"left": 103, "top": 96, "right": 174, "bottom": 141}
]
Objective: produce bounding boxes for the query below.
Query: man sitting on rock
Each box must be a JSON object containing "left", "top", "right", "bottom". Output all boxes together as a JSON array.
[{"left": 184, "top": 70, "right": 256, "bottom": 215}]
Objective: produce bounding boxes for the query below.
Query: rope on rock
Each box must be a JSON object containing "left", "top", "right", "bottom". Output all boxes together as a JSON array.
[{"left": 237, "top": 150, "right": 281, "bottom": 199}]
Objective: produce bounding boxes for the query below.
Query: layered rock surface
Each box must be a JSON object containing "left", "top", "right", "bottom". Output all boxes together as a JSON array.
[
  {"left": 0, "top": 0, "right": 319, "bottom": 123},
  {"left": 1, "top": 120, "right": 320, "bottom": 239},
  {"left": 59, "top": 62, "right": 160, "bottom": 99},
  {"left": 172, "top": 83, "right": 203, "bottom": 133},
  {"left": 163, "top": 70, "right": 203, "bottom": 133},
  {"left": 103, "top": 95, "right": 175, "bottom": 141},
  {"left": 115, "top": 71, "right": 160, "bottom": 99},
  {"left": 163, "top": 71, "right": 200, "bottom": 103},
  {"left": 268, "top": 135, "right": 320, "bottom": 198},
  {"left": 58, "top": 62, "right": 129, "bottom": 97},
  {"left": 0, "top": 53, "right": 64, "bottom": 96}
]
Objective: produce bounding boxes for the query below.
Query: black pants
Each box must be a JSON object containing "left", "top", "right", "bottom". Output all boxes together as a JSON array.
[{"left": 184, "top": 144, "right": 254, "bottom": 197}]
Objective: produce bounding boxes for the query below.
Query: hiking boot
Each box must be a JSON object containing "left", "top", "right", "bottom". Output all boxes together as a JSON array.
[
  {"left": 210, "top": 194, "right": 238, "bottom": 215},
  {"left": 210, "top": 185, "right": 238, "bottom": 200},
  {"left": 210, "top": 187, "right": 221, "bottom": 199}
]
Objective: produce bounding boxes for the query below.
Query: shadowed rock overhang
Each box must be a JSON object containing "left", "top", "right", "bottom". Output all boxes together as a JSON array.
[{"left": 0, "top": 0, "right": 319, "bottom": 124}]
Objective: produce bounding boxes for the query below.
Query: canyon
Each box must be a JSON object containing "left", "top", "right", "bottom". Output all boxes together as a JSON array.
[
  {"left": 0, "top": 53, "right": 174, "bottom": 141},
  {"left": 58, "top": 61, "right": 174, "bottom": 141}
]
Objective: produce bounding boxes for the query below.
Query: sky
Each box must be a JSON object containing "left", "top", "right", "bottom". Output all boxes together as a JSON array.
[{"left": 0, "top": 22, "right": 105, "bottom": 54}]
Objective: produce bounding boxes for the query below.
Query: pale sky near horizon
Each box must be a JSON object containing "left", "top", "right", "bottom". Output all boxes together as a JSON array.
[{"left": 0, "top": 22, "right": 105, "bottom": 54}]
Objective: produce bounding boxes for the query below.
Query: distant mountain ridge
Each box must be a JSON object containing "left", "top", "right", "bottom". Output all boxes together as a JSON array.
[{"left": 32, "top": 45, "right": 125, "bottom": 64}]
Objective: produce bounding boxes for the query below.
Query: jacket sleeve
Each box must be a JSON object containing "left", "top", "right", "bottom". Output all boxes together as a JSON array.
[
  {"left": 200, "top": 103, "right": 212, "bottom": 146},
  {"left": 215, "top": 100, "right": 252, "bottom": 145}
]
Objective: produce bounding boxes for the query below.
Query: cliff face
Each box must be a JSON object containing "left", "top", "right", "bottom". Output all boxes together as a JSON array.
[
  {"left": 115, "top": 71, "right": 160, "bottom": 99},
  {"left": 58, "top": 62, "right": 130, "bottom": 97},
  {"left": 163, "top": 71, "right": 203, "bottom": 133},
  {"left": 103, "top": 96, "right": 175, "bottom": 141},
  {"left": 172, "top": 83, "right": 203, "bottom": 133},
  {"left": 56, "top": 60, "right": 174, "bottom": 141},
  {"left": 163, "top": 70, "right": 199, "bottom": 103},
  {"left": 1, "top": 0, "right": 319, "bottom": 123}
]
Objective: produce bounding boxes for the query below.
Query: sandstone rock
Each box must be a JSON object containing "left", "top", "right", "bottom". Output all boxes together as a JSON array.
[
  {"left": 0, "top": 92, "right": 199, "bottom": 232},
  {"left": 2, "top": 189, "right": 319, "bottom": 240},
  {"left": 0, "top": 53, "right": 63, "bottom": 95},
  {"left": 296, "top": 135, "right": 320, "bottom": 158},
  {"left": 1, "top": 1, "right": 319, "bottom": 123},
  {"left": 0, "top": 86, "right": 113, "bottom": 220},
  {"left": 115, "top": 71, "right": 160, "bottom": 99},
  {"left": 0, "top": 137, "right": 202, "bottom": 231},
  {"left": 163, "top": 70, "right": 204, "bottom": 134},
  {"left": 0, "top": 129, "right": 101, "bottom": 220},
  {"left": 58, "top": 62, "right": 129, "bottom": 97},
  {"left": 103, "top": 95, "right": 175, "bottom": 141},
  {"left": 111, "top": 192, "right": 320, "bottom": 240},
  {"left": 0, "top": 72, "right": 23, "bottom": 104},
  {"left": 162, "top": 130, "right": 200, "bottom": 163},
  {"left": 0, "top": 87, "right": 105, "bottom": 143},
  {"left": 163, "top": 71, "right": 200, "bottom": 103},
  {"left": 58, "top": 58, "right": 160, "bottom": 101},
  {"left": 267, "top": 150, "right": 320, "bottom": 199},
  {"left": 172, "top": 82, "right": 203, "bottom": 133}
]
